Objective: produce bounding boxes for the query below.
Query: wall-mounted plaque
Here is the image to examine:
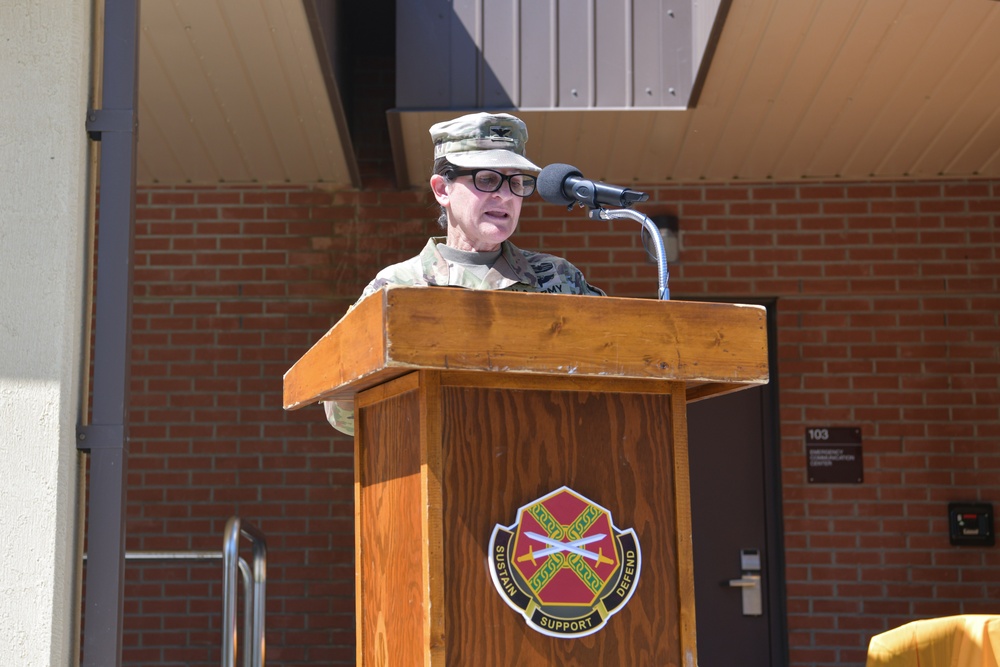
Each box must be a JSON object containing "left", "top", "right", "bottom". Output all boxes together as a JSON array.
[{"left": 806, "top": 427, "right": 863, "bottom": 484}]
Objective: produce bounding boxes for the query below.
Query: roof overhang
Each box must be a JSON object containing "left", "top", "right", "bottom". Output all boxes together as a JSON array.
[{"left": 135, "top": 0, "right": 1000, "bottom": 189}]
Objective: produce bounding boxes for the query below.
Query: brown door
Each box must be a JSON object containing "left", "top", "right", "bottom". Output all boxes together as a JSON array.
[{"left": 688, "top": 383, "right": 786, "bottom": 667}]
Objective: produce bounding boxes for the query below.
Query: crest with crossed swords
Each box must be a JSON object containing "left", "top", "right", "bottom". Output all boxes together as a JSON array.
[{"left": 488, "top": 486, "right": 641, "bottom": 638}]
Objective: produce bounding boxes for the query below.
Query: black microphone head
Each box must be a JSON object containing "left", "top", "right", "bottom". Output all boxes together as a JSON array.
[{"left": 537, "top": 163, "right": 583, "bottom": 205}]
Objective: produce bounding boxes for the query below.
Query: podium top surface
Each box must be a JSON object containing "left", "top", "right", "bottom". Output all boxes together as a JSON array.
[{"left": 283, "top": 286, "right": 768, "bottom": 410}]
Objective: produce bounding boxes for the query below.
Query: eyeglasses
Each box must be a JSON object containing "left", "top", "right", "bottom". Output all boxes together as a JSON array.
[{"left": 447, "top": 169, "right": 536, "bottom": 197}]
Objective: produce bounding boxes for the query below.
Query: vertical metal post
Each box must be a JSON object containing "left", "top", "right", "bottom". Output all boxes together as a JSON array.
[
  {"left": 79, "top": 2, "right": 139, "bottom": 666},
  {"left": 222, "top": 517, "right": 268, "bottom": 667},
  {"left": 222, "top": 517, "right": 242, "bottom": 667},
  {"left": 238, "top": 560, "right": 255, "bottom": 667},
  {"left": 243, "top": 523, "right": 268, "bottom": 667}
]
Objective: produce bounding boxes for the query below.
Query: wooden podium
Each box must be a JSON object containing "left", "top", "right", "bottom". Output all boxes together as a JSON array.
[{"left": 283, "top": 286, "right": 768, "bottom": 666}]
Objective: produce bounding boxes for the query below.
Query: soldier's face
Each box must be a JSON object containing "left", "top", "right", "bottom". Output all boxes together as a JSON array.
[{"left": 431, "top": 170, "right": 523, "bottom": 252}]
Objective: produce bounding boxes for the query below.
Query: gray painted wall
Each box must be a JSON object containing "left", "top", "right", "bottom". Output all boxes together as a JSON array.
[{"left": 396, "top": 0, "right": 723, "bottom": 109}]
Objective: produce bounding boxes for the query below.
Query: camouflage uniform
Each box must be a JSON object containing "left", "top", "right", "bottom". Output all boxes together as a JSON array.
[{"left": 324, "top": 236, "right": 604, "bottom": 434}]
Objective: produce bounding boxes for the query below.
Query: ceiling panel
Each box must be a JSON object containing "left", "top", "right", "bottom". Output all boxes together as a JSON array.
[
  {"left": 807, "top": 0, "right": 949, "bottom": 177},
  {"left": 136, "top": 0, "right": 356, "bottom": 186},
  {"left": 135, "top": 0, "right": 1000, "bottom": 188},
  {"left": 392, "top": 0, "right": 1000, "bottom": 187}
]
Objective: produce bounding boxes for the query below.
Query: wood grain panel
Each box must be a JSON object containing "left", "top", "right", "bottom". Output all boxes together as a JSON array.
[
  {"left": 670, "top": 384, "right": 697, "bottom": 667},
  {"left": 382, "top": 289, "right": 767, "bottom": 385},
  {"left": 440, "top": 386, "right": 684, "bottom": 665},
  {"left": 284, "top": 288, "right": 768, "bottom": 410},
  {"left": 439, "top": 371, "right": 674, "bottom": 396},
  {"left": 419, "top": 373, "right": 446, "bottom": 666},
  {"left": 356, "top": 382, "right": 425, "bottom": 665},
  {"left": 686, "top": 381, "right": 755, "bottom": 404},
  {"left": 283, "top": 291, "right": 387, "bottom": 409}
]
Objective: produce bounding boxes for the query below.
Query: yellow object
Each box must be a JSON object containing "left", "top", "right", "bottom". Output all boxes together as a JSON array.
[{"left": 866, "top": 615, "right": 1000, "bottom": 667}]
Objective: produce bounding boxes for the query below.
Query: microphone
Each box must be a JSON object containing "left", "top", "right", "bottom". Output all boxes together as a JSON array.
[{"left": 537, "top": 163, "right": 649, "bottom": 209}]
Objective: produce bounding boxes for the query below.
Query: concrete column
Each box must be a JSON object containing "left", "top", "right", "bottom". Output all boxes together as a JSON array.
[{"left": 0, "top": 1, "right": 93, "bottom": 664}]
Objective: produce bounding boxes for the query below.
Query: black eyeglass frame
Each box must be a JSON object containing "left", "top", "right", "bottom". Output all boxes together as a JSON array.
[{"left": 445, "top": 168, "right": 537, "bottom": 197}]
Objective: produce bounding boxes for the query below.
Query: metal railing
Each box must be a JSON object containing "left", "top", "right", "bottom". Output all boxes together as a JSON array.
[
  {"left": 222, "top": 516, "right": 267, "bottom": 667},
  {"left": 84, "top": 516, "right": 267, "bottom": 667}
]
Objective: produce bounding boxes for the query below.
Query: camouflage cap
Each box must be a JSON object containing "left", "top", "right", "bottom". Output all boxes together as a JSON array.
[{"left": 430, "top": 112, "right": 541, "bottom": 173}]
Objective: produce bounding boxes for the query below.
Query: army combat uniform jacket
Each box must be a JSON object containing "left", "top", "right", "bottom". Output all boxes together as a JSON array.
[{"left": 324, "top": 237, "right": 604, "bottom": 435}]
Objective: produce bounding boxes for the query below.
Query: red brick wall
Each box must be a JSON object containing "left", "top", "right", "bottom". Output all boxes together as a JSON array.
[{"left": 120, "top": 180, "right": 999, "bottom": 665}]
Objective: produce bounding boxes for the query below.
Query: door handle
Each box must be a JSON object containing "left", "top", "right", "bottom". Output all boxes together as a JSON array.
[
  {"left": 727, "top": 573, "right": 762, "bottom": 615},
  {"left": 728, "top": 577, "right": 757, "bottom": 588}
]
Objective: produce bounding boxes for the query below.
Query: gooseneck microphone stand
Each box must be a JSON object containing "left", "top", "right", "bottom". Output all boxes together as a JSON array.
[
  {"left": 536, "top": 163, "right": 669, "bottom": 301},
  {"left": 588, "top": 207, "right": 670, "bottom": 301}
]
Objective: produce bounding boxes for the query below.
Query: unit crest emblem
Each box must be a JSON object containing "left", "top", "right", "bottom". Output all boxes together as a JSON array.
[{"left": 488, "top": 486, "right": 641, "bottom": 638}]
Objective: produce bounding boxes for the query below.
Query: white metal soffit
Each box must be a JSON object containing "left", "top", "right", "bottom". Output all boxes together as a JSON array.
[
  {"left": 136, "top": 0, "right": 1000, "bottom": 188},
  {"left": 136, "top": 0, "right": 354, "bottom": 186}
]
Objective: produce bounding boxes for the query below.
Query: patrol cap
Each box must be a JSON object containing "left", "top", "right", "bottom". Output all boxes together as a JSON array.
[{"left": 430, "top": 112, "right": 541, "bottom": 173}]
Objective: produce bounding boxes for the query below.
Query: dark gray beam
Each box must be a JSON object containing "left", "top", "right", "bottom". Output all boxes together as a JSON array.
[{"left": 79, "top": 1, "right": 139, "bottom": 666}]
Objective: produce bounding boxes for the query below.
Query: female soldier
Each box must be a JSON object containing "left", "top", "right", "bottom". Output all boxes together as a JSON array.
[{"left": 325, "top": 112, "right": 604, "bottom": 434}]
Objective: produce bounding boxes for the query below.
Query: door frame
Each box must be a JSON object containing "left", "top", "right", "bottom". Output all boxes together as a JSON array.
[
  {"left": 685, "top": 295, "right": 787, "bottom": 666},
  {"left": 760, "top": 296, "right": 788, "bottom": 667}
]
